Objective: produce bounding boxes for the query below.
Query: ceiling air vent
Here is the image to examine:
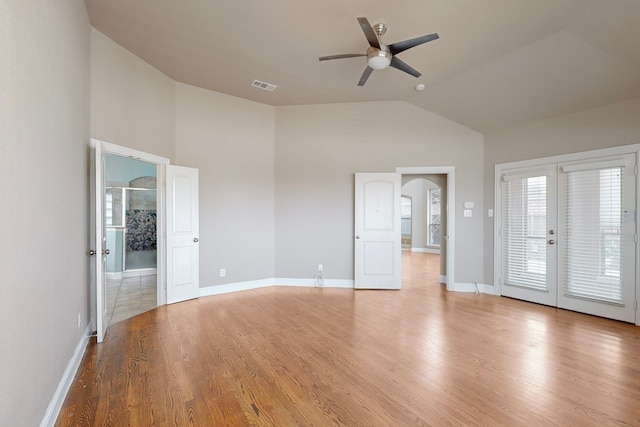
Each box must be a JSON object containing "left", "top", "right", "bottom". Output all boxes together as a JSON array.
[{"left": 251, "top": 80, "right": 277, "bottom": 92}]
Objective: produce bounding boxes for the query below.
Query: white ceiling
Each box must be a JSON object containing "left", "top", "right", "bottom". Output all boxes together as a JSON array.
[{"left": 85, "top": 0, "right": 640, "bottom": 133}]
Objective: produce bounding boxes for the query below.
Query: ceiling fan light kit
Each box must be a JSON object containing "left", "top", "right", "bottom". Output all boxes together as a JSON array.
[{"left": 319, "top": 17, "right": 439, "bottom": 86}]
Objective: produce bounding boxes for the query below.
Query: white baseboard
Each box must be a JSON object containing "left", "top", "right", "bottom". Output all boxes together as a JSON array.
[
  {"left": 200, "top": 278, "right": 496, "bottom": 297},
  {"left": 452, "top": 282, "right": 496, "bottom": 294},
  {"left": 199, "top": 278, "right": 275, "bottom": 297},
  {"left": 199, "top": 277, "right": 355, "bottom": 297},
  {"left": 40, "top": 324, "right": 91, "bottom": 427},
  {"left": 411, "top": 247, "right": 440, "bottom": 255},
  {"left": 275, "top": 278, "right": 354, "bottom": 288}
]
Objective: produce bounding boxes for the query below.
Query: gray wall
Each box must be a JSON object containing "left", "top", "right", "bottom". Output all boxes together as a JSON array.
[
  {"left": 90, "top": 28, "right": 175, "bottom": 161},
  {"left": 483, "top": 98, "right": 640, "bottom": 285},
  {"left": 274, "top": 102, "right": 485, "bottom": 283},
  {"left": 175, "top": 83, "right": 276, "bottom": 286},
  {"left": 0, "top": 1, "right": 90, "bottom": 426}
]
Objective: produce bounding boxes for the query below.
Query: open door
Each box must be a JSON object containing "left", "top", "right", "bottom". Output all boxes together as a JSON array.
[
  {"left": 166, "top": 165, "right": 200, "bottom": 304},
  {"left": 354, "top": 173, "right": 402, "bottom": 289},
  {"left": 90, "top": 139, "right": 109, "bottom": 342}
]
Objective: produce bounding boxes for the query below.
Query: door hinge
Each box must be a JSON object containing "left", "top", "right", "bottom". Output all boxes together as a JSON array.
[{"left": 635, "top": 233, "right": 638, "bottom": 244}]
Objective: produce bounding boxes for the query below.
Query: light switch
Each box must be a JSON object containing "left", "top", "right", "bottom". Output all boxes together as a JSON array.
[{"left": 464, "top": 209, "right": 472, "bottom": 217}]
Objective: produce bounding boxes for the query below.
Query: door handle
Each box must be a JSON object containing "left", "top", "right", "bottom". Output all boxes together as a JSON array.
[
  {"left": 548, "top": 240, "right": 555, "bottom": 245},
  {"left": 355, "top": 235, "right": 360, "bottom": 239},
  {"left": 102, "top": 249, "right": 110, "bottom": 255},
  {"left": 88, "top": 250, "right": 97, "bottom": 256},
  {"left": 193, "top": 238, "right": 199, "bottom": 242}
]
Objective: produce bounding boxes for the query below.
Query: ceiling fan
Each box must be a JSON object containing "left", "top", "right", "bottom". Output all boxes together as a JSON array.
[{"left": 319, "top": 17, "right": 439, "bottom": 86}]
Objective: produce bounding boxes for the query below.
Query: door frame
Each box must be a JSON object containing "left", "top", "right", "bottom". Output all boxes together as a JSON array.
[
  {"left": 494, "top": 144, "right": 640, "bottom": 326},
  {"left": 90, "top": 139, "right": 170, "bottom": 335},
  {"left": 396, "top": 166, "right": 455, "bottom": 291}
]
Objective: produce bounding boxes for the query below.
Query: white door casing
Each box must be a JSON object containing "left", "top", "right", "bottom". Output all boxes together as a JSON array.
[
  {"left": 166, "top": 165, "right": 200, "bottom": 304},
  {"left": 354, "top": 173, "right": 402, "bottom": 289}
]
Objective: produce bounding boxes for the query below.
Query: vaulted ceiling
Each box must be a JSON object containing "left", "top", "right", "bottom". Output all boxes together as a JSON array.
[{"left": 85, "top": 0, "right": 640, "bottom": 133}]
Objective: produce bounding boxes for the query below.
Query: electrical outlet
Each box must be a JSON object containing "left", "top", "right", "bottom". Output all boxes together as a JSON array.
[
  {"left": 77, "top": 312, "right": 81, "bottom": 328},
  {"left": 220, "top": 268, "right": 226, "bottom": 277},
  {"left": 318, "top": 264, "right": 323, "bottom": 272}
]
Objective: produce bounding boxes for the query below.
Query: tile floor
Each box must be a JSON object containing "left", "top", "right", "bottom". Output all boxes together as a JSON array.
[{"left": 106, "top": 274, "right": 157, "bottom": 326}]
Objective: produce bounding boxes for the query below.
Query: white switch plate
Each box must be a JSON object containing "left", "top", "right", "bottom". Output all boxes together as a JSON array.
[
  {"left": 464, "top": 209, "right": 473, "bottom": 217},
  {"left": 220, "top": 268, "right": 226, "bottom": 277},
  {"left": 464, "top": 201, "right": 474, "bottom": 209}
]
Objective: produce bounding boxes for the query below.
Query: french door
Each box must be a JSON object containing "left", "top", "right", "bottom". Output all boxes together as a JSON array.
[{"left": 499, "top": 153, "right": 637, "bottom": 323}]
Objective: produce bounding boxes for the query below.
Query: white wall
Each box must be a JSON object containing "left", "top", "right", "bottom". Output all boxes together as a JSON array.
[
  {"left": 483, "top": 97, "right": 640, "bottom": 285},
  {"left": 0, "top": 1, "right": 90, "bottom": 426},
  {"left": 175, "top": 83, "right": 276, "bottom": 286},
  {"left": 90, "top": 28, "right": 175, "bottom": 160},
  {"left": 275, "top": 101, "right": 485, "bottom": 284}
]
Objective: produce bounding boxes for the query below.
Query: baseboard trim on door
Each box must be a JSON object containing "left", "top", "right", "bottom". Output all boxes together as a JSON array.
[{"left": 39, "top": 324, "right": 91, "bottom": 427}]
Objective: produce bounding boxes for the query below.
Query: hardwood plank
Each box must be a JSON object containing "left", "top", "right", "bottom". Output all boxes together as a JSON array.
[{"left": 57, "top": 253, "right": 640, "bottom": 426}]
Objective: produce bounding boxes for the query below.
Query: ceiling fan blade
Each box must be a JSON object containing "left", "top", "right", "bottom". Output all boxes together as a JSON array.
[
  {"left": 389, "top": 33, "right": 439, "bottom": 55},
  {"left": 357, "top": 17, "right": 380, "bottom": 49},
  {"left": 319, "top": 54, "right": 366, "bottom": 61},
  {"left": 357, "top": 66, "right": 374, "bottom": 86},
  {"left": 390, "top": 57, "right": 422, "bottom": 78}
]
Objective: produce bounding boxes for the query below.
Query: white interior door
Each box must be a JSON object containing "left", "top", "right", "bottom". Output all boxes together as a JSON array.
[
  {"left": 354, "top": 173, "right": 402, "bottom": 289},
  {"left": 90, "top": 139, "right": 108, "bottom": 343},
  {"left": 166, "top": 165, "right": 200, "bottom": 304}
]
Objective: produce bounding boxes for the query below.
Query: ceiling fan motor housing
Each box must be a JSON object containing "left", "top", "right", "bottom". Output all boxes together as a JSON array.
[{"left": 367, "top": 45, "right": 391, "bottom": 70}]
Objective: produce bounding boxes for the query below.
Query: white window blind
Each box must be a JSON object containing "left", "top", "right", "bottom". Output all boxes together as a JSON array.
[
  {"left": 503, "top": 175, "right": 548, "bottom": 291},
  {"left": 562, "top": 167, "right": 624, "bottom": 304}
]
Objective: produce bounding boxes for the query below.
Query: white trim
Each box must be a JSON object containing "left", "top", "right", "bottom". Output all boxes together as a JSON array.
[
  {"left": 396, "top": 166, "right": 455, "bottom": 291},
  {"left": 100, "top": 140, "right": 170, "bottom": 165},
  {"left": 452, "top": 282, "right": 496, "bottom": 295},
  {"left": 39, "top": 325, "right": 91, "bottom": 427},
  {"left": 275, "top": 278, "right": 355, "bottom": 288},
  {"left": 411, "top": 247, "right": 440, "bottom": 254},
  {"left": 199, "top": 278, "right": 356, "bottom": 297},
  {"left": 199, "top": 279, "right": 275, "bottom": 297}
]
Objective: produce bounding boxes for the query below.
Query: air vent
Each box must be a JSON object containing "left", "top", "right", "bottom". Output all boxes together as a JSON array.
[{"left": 251, "top": 80, "right": 277, "bottom": 92}]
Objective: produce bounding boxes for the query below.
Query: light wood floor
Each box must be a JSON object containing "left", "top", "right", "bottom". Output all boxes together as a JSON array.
[{"left": 57, "top": 253, "right": 640, "bottom": 426}]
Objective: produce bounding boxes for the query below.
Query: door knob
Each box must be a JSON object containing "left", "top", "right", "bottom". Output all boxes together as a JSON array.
[
  {"left": 549, "top": 230, "right": 555, "bottom": 235},
  {"left": 102, "top": 249, "right": 110, "bottom": 255},
  {"left": 193, "top": 238, "right": 199, "bottom": 242},
  {"left": 548, "top": 240, "right": 555, "bottom": 245},
  {"left": 355, "top": 235, "right": 360, "bottom": 239},
  {"left": 88, "top": 250, "right": 97, "bottom": 256}
]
